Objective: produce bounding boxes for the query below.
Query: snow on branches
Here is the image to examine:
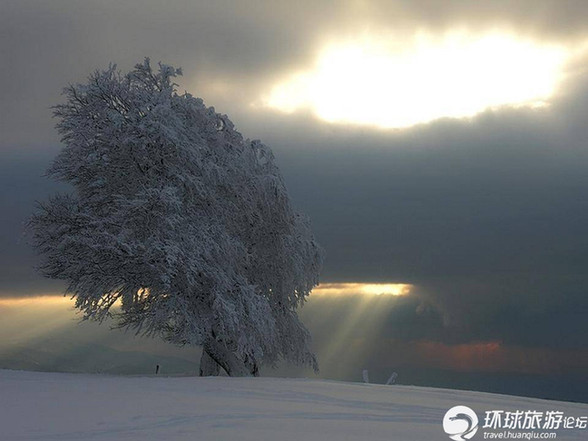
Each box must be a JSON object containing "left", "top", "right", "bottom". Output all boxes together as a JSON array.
[{"left": 30, "top": 58, "right": 323, "bottom": 376}]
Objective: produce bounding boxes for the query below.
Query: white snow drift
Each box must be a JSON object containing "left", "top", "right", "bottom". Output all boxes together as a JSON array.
[{"left": 1, "top": 369, "right": 586, "bottom": 441}]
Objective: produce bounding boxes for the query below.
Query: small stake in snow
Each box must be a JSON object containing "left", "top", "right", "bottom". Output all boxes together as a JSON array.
[
  {"left": 386, "top": 372, "right": 398, "bottom": 385},
  {"left": 362, "top": 369, "right": 370, "bottom": 384}
]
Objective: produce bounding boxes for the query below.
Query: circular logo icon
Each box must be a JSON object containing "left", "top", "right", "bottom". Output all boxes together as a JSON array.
[{"left": 443, "top": 405, "right": 479, "bottom": 440}]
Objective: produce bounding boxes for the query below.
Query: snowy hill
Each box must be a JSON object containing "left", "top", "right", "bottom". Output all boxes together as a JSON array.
[{"left": 1, "top": 369, "right": 586, "bottom": 441}]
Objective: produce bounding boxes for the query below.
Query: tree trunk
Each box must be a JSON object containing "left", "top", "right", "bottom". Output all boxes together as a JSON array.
[
  {"left": 244, "top": 354, "right": 260, "bottom": 377},
  {"left": 199, "top": 349, "right": 221, "bottom": 376},
  {"left": 202, "top": 339, "right": 252, "bottom": 377}
]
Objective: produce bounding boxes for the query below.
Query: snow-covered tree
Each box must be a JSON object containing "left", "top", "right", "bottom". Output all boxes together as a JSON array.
[{"left": 30, "top": 59, "right": 323, "bottom": 376}]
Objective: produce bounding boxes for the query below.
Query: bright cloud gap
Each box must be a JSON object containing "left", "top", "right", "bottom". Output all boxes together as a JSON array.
[
  {"left": 312, "top": 283, "right": 412, "bottom": 296},
  {"left": 264, "top": 32, "right": 570, "bottom": 128}
]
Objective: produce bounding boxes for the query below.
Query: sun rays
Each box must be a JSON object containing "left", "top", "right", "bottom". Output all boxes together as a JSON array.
[{"left": 312, "top": 283, "right": 412, "bottom": 296}]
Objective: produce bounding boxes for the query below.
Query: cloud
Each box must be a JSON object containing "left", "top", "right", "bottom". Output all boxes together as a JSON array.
[{"left": 3, "top": 0, "right": 588, "bottom": 147}]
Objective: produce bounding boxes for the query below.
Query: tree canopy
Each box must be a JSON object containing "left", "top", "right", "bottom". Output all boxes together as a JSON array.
[{"left": 30, "top": 59, "right": 323, "bottom": 376}]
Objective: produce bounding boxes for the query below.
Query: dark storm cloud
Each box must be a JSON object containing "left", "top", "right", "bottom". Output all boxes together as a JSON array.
[
  {"left": 0, "top": 0, "right": 323, "bottom": 147},
  {"left": 243, "top": 63, "right": 588, "bottom": 352},
  {"left": 3, "top": 0, "right": 588, "bottom": 147},
  {"left": 2, "top": 1, "right": 588, "bottom": 365},
  {"left": 0, "top": 153, "right": 67, "bottom": 296}
]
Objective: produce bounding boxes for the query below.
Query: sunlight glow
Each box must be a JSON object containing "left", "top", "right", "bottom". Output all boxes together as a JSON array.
[
  {"left": 0, "top": 295, "right": 70, "bottom": 307},
  {"left": 264, "top": 32, "right": 570, "bottom": 128},
  {"left": 312, "top": 283, "right": 412, "bottom": 296},
  {"left": 0, "top": 295, "right": 74, "bottom": 348}
]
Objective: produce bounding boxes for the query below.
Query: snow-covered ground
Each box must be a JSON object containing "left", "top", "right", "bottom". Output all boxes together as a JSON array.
[{"left": 1, "top": 369, "right": 586, "bottom": 441}]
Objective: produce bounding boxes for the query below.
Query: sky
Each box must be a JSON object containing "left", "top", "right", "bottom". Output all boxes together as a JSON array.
[{"left": 1, "top": 0, "right": 588, "bottom": 401}]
